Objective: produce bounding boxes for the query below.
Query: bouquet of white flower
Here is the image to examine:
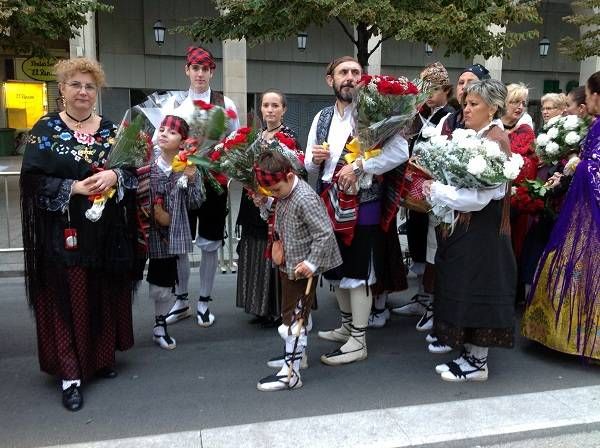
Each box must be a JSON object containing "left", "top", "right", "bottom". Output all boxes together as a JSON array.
[
  {"left": 535, "top": 114, "right": 590, "bottom": 164},
  {"left": 414, "top": 128, "right": 524, "bottom": 188},
  {"left": 412, "top": 128, "right": 524, "bottom": 223}
]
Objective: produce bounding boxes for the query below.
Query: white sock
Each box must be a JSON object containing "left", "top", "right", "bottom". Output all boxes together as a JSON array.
[
  {"left": 153, "top": 317, "right": 166, "bottom": 336},
  {"left": 198, "top": 249, "right": 219, "bottom": 297},
  {"left": 62, "top": 379, "right": 81, "bottom": 390},
  {"left": 465, "top": 344, "right": 488, "bottom": 363},
  {"left": 150, "top": 285, "right": 173, "bottom": 316},
  {"left": 197, "top": 300, "right": 209, "bottom": 314},
  {"left": 175, "top": 254, "right": 190, "bottom": 296}
]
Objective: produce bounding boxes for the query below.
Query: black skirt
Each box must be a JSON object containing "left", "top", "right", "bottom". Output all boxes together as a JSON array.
[
  {"left": 147, "top": 257, "right": 178, "bottom": 288},
  {"left": 324, "top": 224, "right": 385, "bottom": 282},
  {"left": 434, "top": 200, "right": 516, "bottom": 347},
  {"left": 189, "top": 182, "right": 228, "bottom": 241}
]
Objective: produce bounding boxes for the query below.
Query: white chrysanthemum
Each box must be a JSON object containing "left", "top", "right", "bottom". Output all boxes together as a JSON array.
[
  {"left": 547, "top": 127, "right": 559, "bottom": 139},
  {"left": 483, "top": 140, "right": 503, "bottom": 159},
  {"left": 564, "top": 131, "right": 581, "bottom": 146},
  {"left": 456, "top": 136, "right": 479, "bottom": 151},
  {"left": 467, "top": 155, "right": 487, "bottom": 176},
  {"left": 545, "top": 141, "right": 560, "bottom": 155},
  {"left": 452, "top": 128, "right": 477, "bottom": 140},
  {"left": 365, "top": 96, "right": 376, "bottom": 106},
  {"left": 421, "top": 126, "right": 438, "bottom": 139},
  {"left": 502, "top": 154, "right": 524, "bottom": 179},
  {"left": 546, "top": 116, "right": 561, "bottom": 127},
  {"left": 430, "top": 135, "right": 449, "bottom": 146},
  {"left": 368, "top": 82, "right": 378, "bottom": 93},
  {"left": 536, "top": 133, "right": 550, "bottom": 147},
  {"left": 562, "top": 115, "right": 580, "bottom": 131}
]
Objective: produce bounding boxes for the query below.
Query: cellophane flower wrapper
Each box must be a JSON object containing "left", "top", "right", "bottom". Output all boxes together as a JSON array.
[
  {"left": 413, "top": 129, "right": 524, "bottom": 224},
  {"left": 85, "top": 110, "right": 154, "bottom": 222},
  {"left": 535, "top": 114, "right": 590, "bottom": 165},
  {"left": 353, "top": 75, "right": 429, "bottom": 151}
]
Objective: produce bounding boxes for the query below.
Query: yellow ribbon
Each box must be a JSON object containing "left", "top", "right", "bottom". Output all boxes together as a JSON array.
[
  {"left": 171, "top": 155, "right": 192, "bottom": 173},
  {"left": 257, "top": 185, "right": 272, "bottom": 197},
  {"left": 92, "top": 187, "right": 116, "bottom": 205},
  {"left": 343, "top": 137, "right": 381, "bottom": 164}
]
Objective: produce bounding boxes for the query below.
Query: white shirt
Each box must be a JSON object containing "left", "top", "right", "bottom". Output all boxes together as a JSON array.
[
  {"left": 305, "top": 104, "right": 409, "bottom": 181},
  {"left": 305, "top": 104, "right": 354, "bottom": 181},
  {"left": 173, "top": 88, "right": 240, "bottom": 131}
]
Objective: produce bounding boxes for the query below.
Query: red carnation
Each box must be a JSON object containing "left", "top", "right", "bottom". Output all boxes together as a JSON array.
[
  {"left": 274, "top": 132, "right": 296, "bottom": 150},
  {"left": 406, "top": 83, "right": 419, "bottom": 95},
  {"left": 238, "top": 127, "right": 252, "bottom": 135},
  {"left": 226, "top": 108, "right": 237, "bottom": 120},
  {"left": 360, "top": 74, "right": 373, "bottom": 85},
  {"left": 193, "top": 100, "right": 214, "bottom": 110},
  {"left": 210, "top": 150, "right": 222, "bottom": 161}
]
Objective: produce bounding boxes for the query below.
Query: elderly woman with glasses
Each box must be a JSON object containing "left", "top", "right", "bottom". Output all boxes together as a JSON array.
[
  {"left": 541, "top": 92, "right": 568, "bottom": 124},
  {"left": 500, "top": 84, "right": 538, "bottom": 261},
  {"left": 20, "top": 58, "right": 139, "bottom": 411}
]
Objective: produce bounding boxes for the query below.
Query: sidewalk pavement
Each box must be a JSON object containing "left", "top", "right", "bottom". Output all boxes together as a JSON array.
[{"left": 2, "top": 271, "right": 600, "bottom": 448}]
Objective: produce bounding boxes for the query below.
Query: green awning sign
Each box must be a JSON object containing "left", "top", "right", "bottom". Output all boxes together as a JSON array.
[{"left": 22, "top": 57, "right": 57, "bottom": 82}]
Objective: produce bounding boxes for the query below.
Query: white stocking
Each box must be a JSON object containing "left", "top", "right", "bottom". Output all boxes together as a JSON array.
[
  {"left": 175, "top": 254, "right": 190, "bottom": 297},
  {"left": 198, "top": 248, "right": 219, "bottom": 298}
]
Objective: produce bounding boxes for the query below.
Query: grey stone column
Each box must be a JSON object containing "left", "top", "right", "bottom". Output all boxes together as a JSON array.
[{"left": 222, "top": 39, "right": 247, "bottom": 126}]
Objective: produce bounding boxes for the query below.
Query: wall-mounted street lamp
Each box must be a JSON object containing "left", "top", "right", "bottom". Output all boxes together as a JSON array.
[
  {"left": 425, "top": 43, "right": 433, "bottom": 56},
  {"left": 539, "top": 37, "right": 550, "bottom": 58},
  {"left": 297, "top": 31, "right": 308, "bottom": 51},
  {"left": 153, "top": 20, "right": 166, "bottom": 46}
]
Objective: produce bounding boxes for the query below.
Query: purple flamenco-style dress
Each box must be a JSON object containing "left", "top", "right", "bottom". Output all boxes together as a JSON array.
[{"left": 522, "top": 117, "right": 600, "bottom": 359}]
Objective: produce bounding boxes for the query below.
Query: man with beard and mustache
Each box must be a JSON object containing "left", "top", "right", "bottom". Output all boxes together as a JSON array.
[{"left": 304, "top": 56, "right": 409, "bottom": 366}]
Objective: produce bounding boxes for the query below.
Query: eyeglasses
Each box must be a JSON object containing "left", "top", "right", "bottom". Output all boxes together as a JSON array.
[
  {"left": 509, "top": 100, "right": 528, "bottom": 107},
  {"left": 541, "top": 106, "right": 558, "bottom": 112},
  {"left": 65, "top": 81, "right": 97, "bottom": 92}
]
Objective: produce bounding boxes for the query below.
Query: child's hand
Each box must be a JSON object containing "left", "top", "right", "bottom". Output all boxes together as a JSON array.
[
  {"left": 153, "top": 202, "right": 171, "bottom": 227},
  {"left": 184, "top": 165, "right": 197, "bottom": 181},
  {"left": 252, "top": 193, "right": 267, "bottom": 207},
  {"left": 294, "top": 261, "right": 313, "bottom": 279}
]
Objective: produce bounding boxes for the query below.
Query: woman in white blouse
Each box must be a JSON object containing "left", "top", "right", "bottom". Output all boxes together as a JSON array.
[{"left": 422, "top": 79, "right": 517, "bottom": 382}]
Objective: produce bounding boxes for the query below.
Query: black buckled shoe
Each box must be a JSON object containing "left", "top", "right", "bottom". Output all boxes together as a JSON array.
[{"left": 62, "top": 385, "right": 84, "bottom": 412}]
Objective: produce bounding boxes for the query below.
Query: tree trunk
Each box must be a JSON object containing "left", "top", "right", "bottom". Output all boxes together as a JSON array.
[{"left": 355, "top": 22, "right": 371, "bottom": 69}]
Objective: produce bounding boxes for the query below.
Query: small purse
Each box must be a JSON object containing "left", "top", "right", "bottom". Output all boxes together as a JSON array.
[{"left": 271, "top": 236, "right": 285, "bottom": 266}]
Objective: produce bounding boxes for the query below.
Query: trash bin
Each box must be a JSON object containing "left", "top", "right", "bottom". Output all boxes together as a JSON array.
[{"left": 0, "top": 128, "right": 16, "bottom": 156}]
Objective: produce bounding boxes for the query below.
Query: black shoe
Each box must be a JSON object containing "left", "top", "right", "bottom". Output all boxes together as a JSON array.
[
  {"left": 96, "top": 367, "right": 118, "bottom": 379},
  {"left": 62, "top": 385, "right": 84, "bottom": 412}
]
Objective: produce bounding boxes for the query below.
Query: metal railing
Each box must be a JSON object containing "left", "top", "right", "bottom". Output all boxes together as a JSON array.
[
  {"left": 0, "top": 171, "right": 23, "bottom": 253},
  {"left": 218, "top": 179, "right": 238, "bottom": 274},
  {"left": 0, "top": 170, "right": 239, "bottom": 271}
]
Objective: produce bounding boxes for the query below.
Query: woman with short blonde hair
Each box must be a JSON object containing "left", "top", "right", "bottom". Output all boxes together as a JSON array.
[{"left": 541, "top": 92, "right": 568, "bottom": 123}]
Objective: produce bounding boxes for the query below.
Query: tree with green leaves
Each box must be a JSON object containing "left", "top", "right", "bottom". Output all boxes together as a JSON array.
[
  {"left": 559, "top": 0, "right": 600, "bottom": 61},
  {"left": 0, "top": 0, "right": 112, "bottom": 56},
  {"left": 174, "top": 0, "right": 541, "bottom": 68}
]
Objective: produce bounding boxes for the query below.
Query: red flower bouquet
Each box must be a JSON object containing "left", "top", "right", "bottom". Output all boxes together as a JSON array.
[{"left": 511, "top": 180, "right": 548, "bottom": 215}]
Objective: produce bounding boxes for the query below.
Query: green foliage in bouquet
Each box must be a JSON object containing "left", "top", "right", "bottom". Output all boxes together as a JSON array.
[{"left": 105, "top": 114, "right": 153, "bottom": 169}]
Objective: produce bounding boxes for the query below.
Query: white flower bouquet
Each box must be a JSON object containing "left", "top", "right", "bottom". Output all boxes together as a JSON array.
[
  {"left": 412, "top": 128, "right": 524, "bottom": 223},
  {"left": 535, "top": 114, "right": 590, "bottom": 164}
]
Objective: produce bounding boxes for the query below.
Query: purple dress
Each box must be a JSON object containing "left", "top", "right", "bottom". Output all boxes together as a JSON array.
[{"left": 522, "top": 117, "right": 600, "bottom": 358}]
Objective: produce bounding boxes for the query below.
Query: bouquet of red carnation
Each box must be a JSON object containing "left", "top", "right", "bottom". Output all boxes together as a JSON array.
[
  {"left": 510, "top": 179, "right": 548, "bottom": 215},
  {"left": 191, "top": 128, "right": 305, "bottom": 194},
  {"left": 353, "top": 75, "right": 428, "bottom": 152}
]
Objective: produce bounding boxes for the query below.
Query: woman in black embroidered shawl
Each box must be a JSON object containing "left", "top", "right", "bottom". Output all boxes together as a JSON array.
[{"left": 20, "top": 58, "right": 138, "bottom": 411}]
